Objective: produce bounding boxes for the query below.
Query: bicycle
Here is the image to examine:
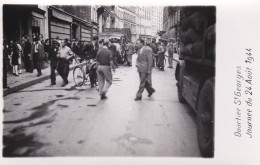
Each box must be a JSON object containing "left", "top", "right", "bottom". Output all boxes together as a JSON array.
[{"left": 73, "top": 56, "right": 97, "bottom": 87}]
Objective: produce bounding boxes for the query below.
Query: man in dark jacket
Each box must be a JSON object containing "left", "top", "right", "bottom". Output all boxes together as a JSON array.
[
  {"left": 80, "top": 36, "right": 99, "bottom": 87},
  {"left": 22, "top": 35, "right": 32, "bottom": 72},
  {"left": 108, "top": 40, "right": 118, "bottom": 68},
  {"left": 49, "top": 40, "right": 60, "bottom": 85},
  {"left": 81, "top": 36, "right": 99, "bottom": 60},
  {"left": 149, "top": 38, "right": 158, "bottom": 67},
  {"left": 30, "top": 37, "right": 45, "bottom": 77}
]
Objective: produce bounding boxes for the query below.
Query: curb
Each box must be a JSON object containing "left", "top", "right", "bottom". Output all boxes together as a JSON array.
[{"left": 3, "top": 63, "right": 84, "bottom": 96}]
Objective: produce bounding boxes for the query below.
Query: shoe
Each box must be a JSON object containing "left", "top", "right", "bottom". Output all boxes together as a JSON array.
[
  {"left": 3, "top": 86, "right": 10, "bottom": 89},
  {"left": 101, "top": 94, "right": 107, "bottom": 100},
  {"left": 15, "top": 74, "right": 19, "bottom": 77},
  {"left": 37, "top": 74, "right": 42, "bottom": 77},
  {"left": 61, "top": 83, "right": 68, "bottom": 87},
  {"left": 50, "top": 82, "right": 56, "bottom": 85},
  {"left": 148, "top": 89, "right": 155, "bottom": 97},
  {"left": 134, "top": 97, "right": 142, "bottom": 101}
]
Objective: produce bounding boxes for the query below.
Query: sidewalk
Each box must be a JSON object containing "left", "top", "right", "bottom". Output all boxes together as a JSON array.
[{"left": 3, "top": 61, "right": 83, "bottom": 96}]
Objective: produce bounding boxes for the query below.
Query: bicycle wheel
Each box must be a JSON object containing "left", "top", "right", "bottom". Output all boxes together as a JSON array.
[{"left": 73, "top": 66, "right": 85, "bottom": 86}]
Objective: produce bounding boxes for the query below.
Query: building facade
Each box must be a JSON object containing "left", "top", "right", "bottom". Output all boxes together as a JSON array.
[
  {"left": 151, "top": 6, "right": 163, "bottom": 37},
  {"left": 49, "top": 5, "right": 98, "bottom": 42},
  {"left": 95, "top": 5, "right": 163, "bottom": 42},
  {"left": 162, "top": 6, "right": 180, "bottom": 42},
  {"left": 3, "top": 5, "right": 48, "bottom": 42},
  {"left": 3, "top": 5, "right": 99, "bottom": 44}
]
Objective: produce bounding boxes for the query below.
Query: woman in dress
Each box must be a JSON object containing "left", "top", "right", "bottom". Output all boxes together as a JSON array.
[{"left": 11, "top": 38, "right": 20, "bottom": 76}]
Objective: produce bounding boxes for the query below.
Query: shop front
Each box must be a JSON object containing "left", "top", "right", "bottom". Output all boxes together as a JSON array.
[
  {"left": 49, "top": 6, "right": 98, "bottom": 43},
  {"left": 3, "top": 5, "right": 46, "bottom": 42}
]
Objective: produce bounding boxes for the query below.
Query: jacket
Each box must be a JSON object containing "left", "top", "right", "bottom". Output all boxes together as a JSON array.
[
  {"left": 125, "top": 43, "right": 135, "bottom": 55},
  {"left": 30, "top": 42, "right": 45, "bottom": 68},
  {"left": 136, "top": 46, "right": 153, "bottom": 73}
]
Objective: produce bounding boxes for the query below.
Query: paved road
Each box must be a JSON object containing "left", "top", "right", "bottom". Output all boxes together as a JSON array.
[{"left": 3, "top": 54, "right": 200, "bottom": 157}]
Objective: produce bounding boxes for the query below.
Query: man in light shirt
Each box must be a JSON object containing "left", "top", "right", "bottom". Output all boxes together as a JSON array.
[{"left": 57, "top": 39, "right": 74, "bottom": 87}]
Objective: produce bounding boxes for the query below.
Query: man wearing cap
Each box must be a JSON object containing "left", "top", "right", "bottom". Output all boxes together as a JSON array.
[
  {"left": 96, "top": 39, "right": 115, "bottom": 99},
  {"left": 135, "top": 39, "right": 155, "bottom": 101}
]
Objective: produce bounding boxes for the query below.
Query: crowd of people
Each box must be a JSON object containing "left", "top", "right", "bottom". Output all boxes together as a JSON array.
[{"left": 3, "top": 34, "right": 178, "bottom": 101}]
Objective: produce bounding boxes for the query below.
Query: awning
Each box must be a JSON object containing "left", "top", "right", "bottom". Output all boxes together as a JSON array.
[
  {"left": 52, "top": 10, "right": 72, "bottom": 23},
  {"left": 99, "top": 32, "right": 123, "bottom": 40},
  {"left": 162, "top": 28, "right": 175, "bottom": 40}
]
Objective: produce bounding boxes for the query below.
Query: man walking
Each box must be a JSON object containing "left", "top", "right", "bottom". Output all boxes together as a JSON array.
[
  {"left": 57, "top": 39, "right": 74, "bottom": 87},
  {"left": 135, "top": 39, "right": 155, "bottom": 101},
  {"left": 96, "top": 39, "right": 115, "bottom": 100}
]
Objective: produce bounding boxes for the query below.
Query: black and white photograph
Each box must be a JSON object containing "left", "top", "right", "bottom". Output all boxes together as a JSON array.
[
  {"left": 1, "top": 0, "right": 260, "bottom": 165},
  {"left": 2, "top": 4, "right": 215, "bottom": 157}
]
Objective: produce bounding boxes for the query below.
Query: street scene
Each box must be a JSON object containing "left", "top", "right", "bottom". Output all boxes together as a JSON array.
[
  {"left": 3, "top": 56, "right": 200, "bottom": 157},
  {"left": 2, "top": 5, "right": 215, "bottom": 157}
]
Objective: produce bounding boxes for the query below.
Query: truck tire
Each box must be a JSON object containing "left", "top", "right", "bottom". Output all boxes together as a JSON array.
[
  {"left": 177, "top": 82, "right": 185, "bottom": 103},
  {"left": 176, "top": 64, "right": 185, "bottom": 103},
  {"left": 197, "top": 78, "right": 214, "bottom": 157}
]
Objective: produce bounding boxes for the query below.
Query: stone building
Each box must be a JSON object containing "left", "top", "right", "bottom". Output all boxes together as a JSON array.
[
  {"left": 162, "top": 6, "right": 180, "bottom": 42},
  {"left": 49, "top": 5, "right": 98, "bottom": 42}
]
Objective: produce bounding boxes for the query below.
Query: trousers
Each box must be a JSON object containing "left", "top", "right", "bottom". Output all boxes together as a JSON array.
[
  {"left": 33, "top": 52, "right": 42, "bottom": 75},
  {"left": 136, "top": 72, "right": 154, "bottom": 98},
  {"left": 57, "top": 58, "right": 70, "bottom": 84},
  {"left": 50, "top": 59, "right": 58, "bottom": 84},
  {"left": 96, "top": 65, "right": 112, "bottom": 95},
  {"left": 24, "top": 55, "right": 33, "bottom": 72},
  {"left": 168, "top": 56, "right": 173, "bottom": 68},
  {"left": 127, "top": 54, "right": 133, "bottom": 65}
]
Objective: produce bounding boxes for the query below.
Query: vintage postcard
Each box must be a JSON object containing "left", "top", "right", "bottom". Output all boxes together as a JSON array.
[{"left": 0, "top": 0, "right": 259, "bottom": 164}]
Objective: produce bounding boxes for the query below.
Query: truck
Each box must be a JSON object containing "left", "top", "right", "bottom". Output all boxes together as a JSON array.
[{"left": 175, "top": 6, "right": 216, "bottom": 157}]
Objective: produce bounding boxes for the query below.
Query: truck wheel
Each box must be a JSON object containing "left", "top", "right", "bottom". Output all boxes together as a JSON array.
[
  {"left": 197, "top": 78, "right": 214, "bottom": 157},
  {"left": 176, "top": 64, "right": 185, "bottom": 103},
  {"left": 177, "top": 81, "right": 185, "bottom": 103}
]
